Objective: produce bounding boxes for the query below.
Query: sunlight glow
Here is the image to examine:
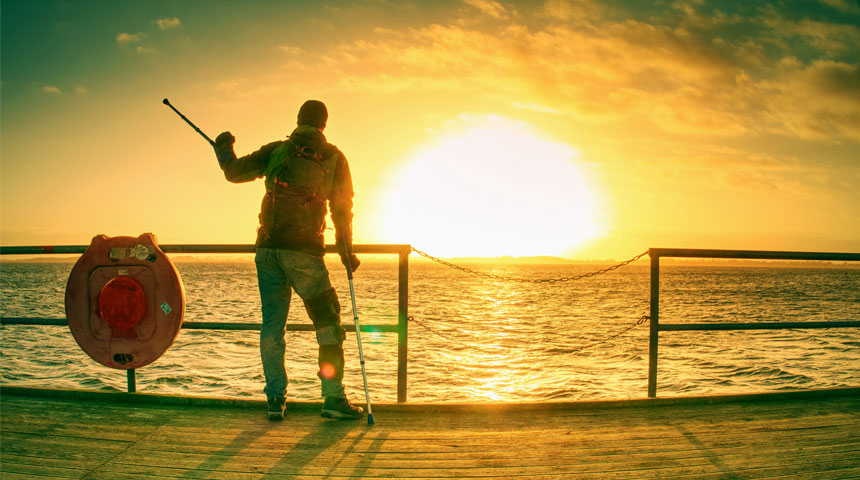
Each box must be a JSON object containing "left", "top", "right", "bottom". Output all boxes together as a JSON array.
[{"left": 382, "top": 117, "right": 605, "bottom": 258}]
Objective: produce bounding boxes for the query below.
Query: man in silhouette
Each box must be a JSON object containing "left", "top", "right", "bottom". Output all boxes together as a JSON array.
[{"left": 213, "top": 100, "right": 363, "bottom": 421}]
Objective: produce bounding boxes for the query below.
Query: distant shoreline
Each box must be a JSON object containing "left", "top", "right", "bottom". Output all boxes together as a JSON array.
[{"left": 1, "top": 254, "right": 858, "bottom": 268}]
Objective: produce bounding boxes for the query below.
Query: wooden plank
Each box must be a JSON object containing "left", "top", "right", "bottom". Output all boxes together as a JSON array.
[
  {"left": 129, "top": 424, "right": 859, "bottom": 460},
  {"left": 0, "top": 433, "right": 130, "bottom": 462},
  {"left": 121, "top": 434, "right": 860, "bottom": 462},
  {"left": 99, "top": 442, "right": 860, "bottom": 473},
  {"left": 0, "top": 474, "right": 83, "bottom": 480},
  {"left": 0, "top": 460, "right": 87, "bottom": 479},
  {"left": 124, "top": 419, "right": 859, "bottom": 456},
  {"left": 85, "top": 429, "right": 860, "bottom": 477},
  {"left": 127, "top": 430, "right": 858, "bottom": 461},
  {"left": 81, "top": 454, "right": 860, "bottom": 479},
  {"left": 1, "top": 452, "right": 102, "bottom": 471}
]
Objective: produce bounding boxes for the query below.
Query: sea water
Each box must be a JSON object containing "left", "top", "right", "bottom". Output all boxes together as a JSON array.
[{"left": 1, "top": 258, "right": 858, "bottom": 402}]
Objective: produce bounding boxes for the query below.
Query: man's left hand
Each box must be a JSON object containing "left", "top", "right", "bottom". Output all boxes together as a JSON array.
[{"left": 341, "top": 253, "right": 360, "bottom": 272}]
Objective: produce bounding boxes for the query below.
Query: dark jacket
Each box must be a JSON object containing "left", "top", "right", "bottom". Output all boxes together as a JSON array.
[{"left": 219, "top": 125, "right": 354, "bottom": 256}]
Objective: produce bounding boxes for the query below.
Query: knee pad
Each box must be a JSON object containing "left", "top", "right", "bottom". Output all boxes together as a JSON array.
[
  {"left": 304, "top": 288, "right": 345, "bottom": 345},
  {"left": 304, "top": 288, "right": 341, "bottom": 325},
  {"left": 315, "top": 325, "right": 346, "bottom": 345}
]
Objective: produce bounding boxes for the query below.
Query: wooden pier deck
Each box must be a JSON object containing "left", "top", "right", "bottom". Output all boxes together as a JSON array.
[{"left": 2, "top": 388, "right": 859, "bottom": 479}]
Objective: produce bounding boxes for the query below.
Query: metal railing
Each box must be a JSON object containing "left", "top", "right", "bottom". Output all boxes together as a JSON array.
[
  {"left": 4, "top": 243, "right": 859, "bottom": 401},
  {"left": 647, "top": 248, "right": 860, "bottom": 398},
  {"left": 0, "top": 243, "right": 412, "bottom": 402}
]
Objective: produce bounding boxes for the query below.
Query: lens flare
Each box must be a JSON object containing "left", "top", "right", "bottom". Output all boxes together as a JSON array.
[{"left": 319, "top": 362, "right": 336, "bottom": 380}]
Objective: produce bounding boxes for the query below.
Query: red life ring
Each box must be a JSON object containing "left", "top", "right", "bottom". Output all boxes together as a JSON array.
[{"left": 65, "top": 233, "right": 185, "bottom": 370}]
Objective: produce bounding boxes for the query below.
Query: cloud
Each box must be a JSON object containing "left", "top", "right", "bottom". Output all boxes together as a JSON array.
[
  {"left": 760, "top": 60, "right": 860, "bottom": 141},
  {"left": 540, "top": 0, "right": 607, "bottom": 22},
  {"left": 116, "top": 32, "right": 156, "bottom": 54},
  {"left": 463, "top": 0, "right": 506, "bottom": 19},
  {"left": 300, "top": 0, "right": 860, "bottom": 142},
  {"left": 116, "top": 32, "right": 141, "bottom": 44},
  {"left": 157, "top": 17, "right": 181, "bottom": 30},
  {"left": 39, "top": 85, "right": 88, "bottom": 95},
  {"left": 654, "top": 141, "right": 827, "bottom": 194},
  {"left": 760, "top": 9, "right": 860, "bottom": 56},
  {"left": 819, "top": 0, "right": 860, "bottom": 14},
  {"left": 277, "top": 45, "right": 304, "bottom": 56}
]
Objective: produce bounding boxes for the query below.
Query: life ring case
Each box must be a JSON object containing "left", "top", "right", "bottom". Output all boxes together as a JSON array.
[{"left": 65, "top": 233, "right": 185, "bottom": 370}]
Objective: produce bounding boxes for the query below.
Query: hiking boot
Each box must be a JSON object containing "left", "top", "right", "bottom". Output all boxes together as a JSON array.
[
  {"left": 321, "top": 396, "right": 364, "bottom": 420},
  {"left": 267, "top": 396, "right": 286, "bottom": 421}
]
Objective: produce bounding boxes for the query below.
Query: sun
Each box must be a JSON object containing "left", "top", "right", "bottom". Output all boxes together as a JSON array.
[{"left": 380, "top": 117, "right": 606, "bottom": 258}]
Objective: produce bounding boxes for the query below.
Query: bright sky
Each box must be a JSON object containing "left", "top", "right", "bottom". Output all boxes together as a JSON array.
[{"left": 2, "top": 0, "right": 859, "bottom": 260}]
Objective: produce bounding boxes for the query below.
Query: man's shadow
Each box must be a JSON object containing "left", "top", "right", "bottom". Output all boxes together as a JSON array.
[
  {"left": 182, "top": 408, "right": 387, "bottom": 478},
  {"left": 264, "top": 417, "right": 388, "bottom": 478}
]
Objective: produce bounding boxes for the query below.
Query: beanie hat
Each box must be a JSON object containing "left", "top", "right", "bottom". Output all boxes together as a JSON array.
[{"left": 297, "top": 100, "right": 328, "bottom": 129}]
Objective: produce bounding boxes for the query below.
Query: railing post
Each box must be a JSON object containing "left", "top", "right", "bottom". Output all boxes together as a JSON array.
[
  {"left": 397, "top": 246, "right": 409, "bottom": 403},
  {"left": 127, "top": 369, "right": 136, "bottom": 393},
  {"left": 648, "top": 251, "right": 659, "bottom": 398}
]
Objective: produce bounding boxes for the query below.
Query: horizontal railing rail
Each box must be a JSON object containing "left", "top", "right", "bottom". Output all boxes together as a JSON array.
[
  {"left": 0, "top": 243, "right": 410, "bottom": 255},
  {"left": 647, "top": 247, "right": 860, "bottom": 398},
  {"left": 0, "top": 243, "right": 412, "bottom": 402},
  {"left": 0, "top": 317, "right": 399, "bottom": 332}
]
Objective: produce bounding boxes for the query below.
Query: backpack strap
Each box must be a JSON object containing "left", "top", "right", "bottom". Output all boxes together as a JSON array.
[
  {"left": 317, "top": 145, "right": 339, "bottom": 199},
  {"left": 263, "top": 141, "right": 295, "bottom": 192}
]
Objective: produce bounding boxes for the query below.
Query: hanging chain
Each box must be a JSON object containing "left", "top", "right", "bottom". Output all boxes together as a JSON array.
[
  {"left": 565, "top": 315, "right": 650, "bottom": 353},
  {"left": 408, "top": 316, "right": 473, "bottom": 348},
  {"left": 408, "top": 315, "right": 651, "bottom": 352},
  {"left": 404, "top": 247, "right": 651, "bottom": 353},
  {"left": 410, "top": 248, "right": 650, "bottom": 284}
]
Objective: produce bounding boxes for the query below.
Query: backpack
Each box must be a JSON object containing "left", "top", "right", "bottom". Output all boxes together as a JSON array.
[{"left": 258, "top": 138, "right": 338, "bottom": 245}]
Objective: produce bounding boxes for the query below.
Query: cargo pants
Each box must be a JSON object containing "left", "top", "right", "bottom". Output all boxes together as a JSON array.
[{"left": 255, "top": 247, "right": 346, "bottom": 400}]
